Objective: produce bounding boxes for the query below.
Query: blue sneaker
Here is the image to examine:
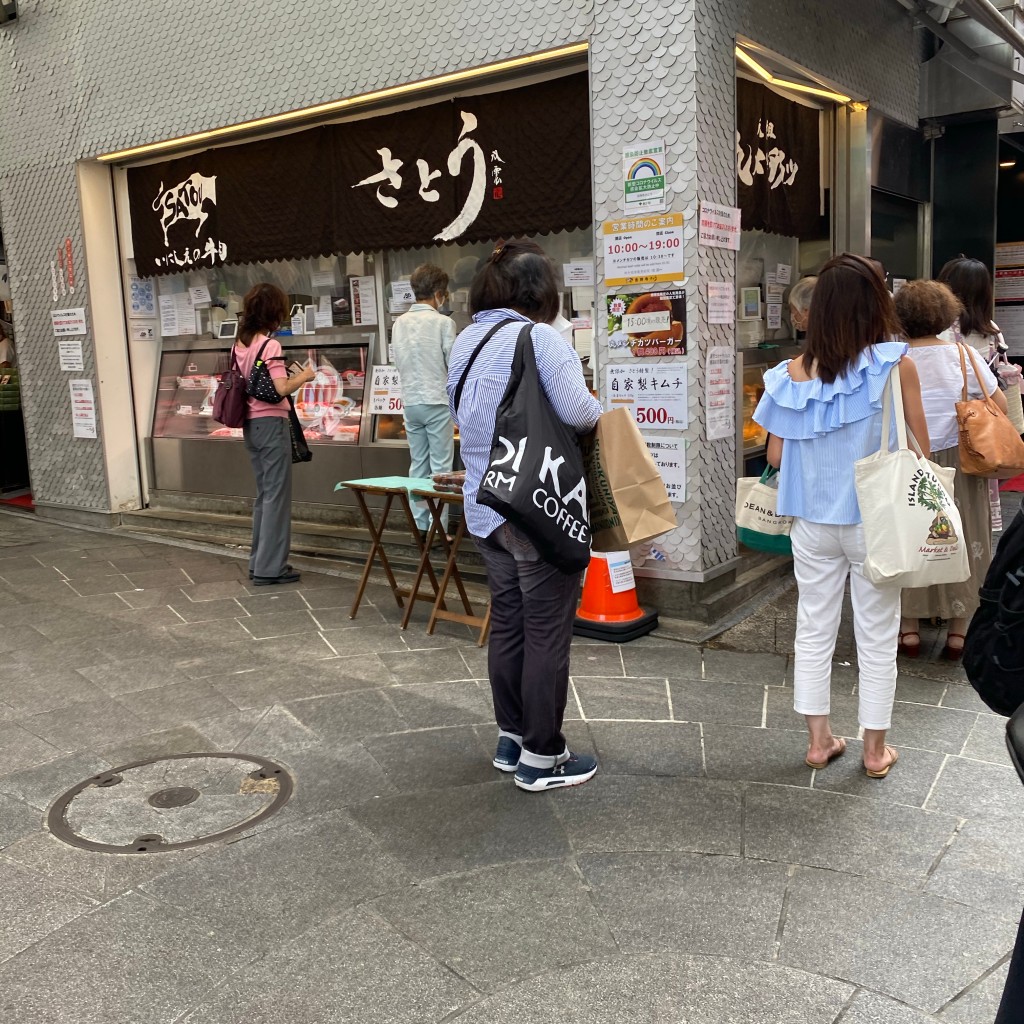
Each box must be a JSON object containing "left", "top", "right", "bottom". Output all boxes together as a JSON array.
[
  {"left": 514, "top": 752, "right": 598, "bottom": 792},
  {"left": 493, "top": 736, "right": 522, "bottom": 773}
]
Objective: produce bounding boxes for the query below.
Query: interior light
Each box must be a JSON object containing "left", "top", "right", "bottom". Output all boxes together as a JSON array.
[
  {"left": 97, "top": 42, "right": 589, "bottom": 162},
  {"left": 735, "top": 45, "right": 852, "bottom": 104},
  {"left": 1000, "top": 159, "right": 1017, "bottom": 168}
]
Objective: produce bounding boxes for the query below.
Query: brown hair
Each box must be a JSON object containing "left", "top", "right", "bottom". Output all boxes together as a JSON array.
[
  {"left": 469, "top": 238, "right": 561, "bottom": 323},
  {"left": 803, "top": 253, "right": 902, "bottom": 384},
  {"left": 936, "top": 256, "right": 998, "bottom": 337},
  {"left": 410, "top": 264, "right": 449, "bottom": 302},
  {"left": 237, "top": 283, "right": 289, "bottom": 346},
  {"left": 894, "top": 280, "right": 962, "bottom": 340}
]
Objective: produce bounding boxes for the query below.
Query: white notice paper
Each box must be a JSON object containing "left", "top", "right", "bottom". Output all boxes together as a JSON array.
[
  {"left": 69, "top": 379, "right": 97, "bottom": 439},
  {"left": 50, "top": 307, "right": 87, "bottom": 337},
  {"left": 175, "top": 292, "right": 196, "bottom": 335},
  {"left": 311, "top": 269, "right": 336, "bottom": 290},
  {"left": 188, "top": 285, "right": 211, "bottom": 307},
  {"left": 158, "top": 295, "right": 179, "bottom": 336},
  {"left": 698, "top": 202, "right": 741, "bottom": 250},
  {"left": 351, "top": 276, "right": 379, "bottom": 326},
  {"left": 128, "top": 275, "right": 156, "bottom": 318},
  {"left": 562, "top": 262, "right": 595, "bottom": 287},
  {"left": 640, "top": 434, "right": 686, "bottom": 502},
  {"left": 369, "top": 365, "right": 404, "bottom": 414},
  {"left": 706, "top": 346, "right": 736, "bottom": 441},
  {"left": 605, "top": 552, "right": 637, "bottom": 594},
  {"left": 606, "top": 363, "right": 688, "bottom": 428},
  {"left": 58, "top": 339, "right": 84, "bottom": 372},
  {"left": 767, "top": 303, "right": 783, "bottom": 330},
  {"left": 775, "top": 263, "right": 792, "bottom": 285},
  {"left": 707, "top": 282, "right": 735, "bottom": 324}
]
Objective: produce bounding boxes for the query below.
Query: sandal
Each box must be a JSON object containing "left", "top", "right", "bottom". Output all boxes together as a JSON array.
[
  {"left": 865, "top": 746, "right": 899, "bottom": 779},
  {"left": 942, "top": 632, "right": 966, "bottom": 662},
  {"left": 897, "top": 631, "right": 921, "bottom": 659},
  {"left": 806, "top": 737, "right": 847, "bottom": 770}
]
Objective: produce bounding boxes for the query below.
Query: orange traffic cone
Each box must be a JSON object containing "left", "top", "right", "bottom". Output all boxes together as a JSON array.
[{"left": 573, "top": 551, "right": 658, "bottom": 642}]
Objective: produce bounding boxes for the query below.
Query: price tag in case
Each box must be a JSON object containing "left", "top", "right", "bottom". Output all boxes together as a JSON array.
[{"left": 369, "top": 365, "right": 404, "bottom": 414}]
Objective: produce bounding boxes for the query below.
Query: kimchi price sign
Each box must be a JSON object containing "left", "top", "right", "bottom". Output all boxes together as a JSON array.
[{"left": 602, "top": 213, "right": 684, "bottom": 288}]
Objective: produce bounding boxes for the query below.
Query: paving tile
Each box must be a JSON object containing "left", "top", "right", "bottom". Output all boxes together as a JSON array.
[
  {"left": 378, "top": 645, "right": 471, "bottom": 682},
  {"left": 451, "top": 954, "right": 852, "bottom": 1024},
  {"left": 0, "top": 792, "right": 42, "bottom": 851},
  {"left": 457, "top": 643, "right": 489, "bottom": 678},
  {"left": 0, "top": 859, "right": 94, "bottom": 963},
  {"left": 843, "top": 990, "right": 938, "bottom": 1024},
  {"left": 587, "top": 721, "right": 704, "bottom": 777},
  {"left": 745, "top": 786, "right": 957, "bottom": 883},
  {"left": 926, "top": 757, "right": 1024, "bottom": 820},
  {"left": 670, "top": 676, "right": 766, "bottom": 726},
  {"left": 96, "top": 725, "right": 220, "bottom": 766},
  {"left": 248, "top": 631, "right": 337, "bottom": 665},
  {"left": 298, "top": 585, "right": 361, "bottom": 610},
  {"left": 568, "top": 642, "right": 625, "bottom": 677},
  {"left": 885, "top": 703, "right": 979, "bottom": 756},
  {"left": 702, "top": 724, "right": 815, "bottom": 787},
  {"left": 373, "top": 859, "right": 616, "bottom": 992},
  {"left": 893, "top": 673, "right": 949, "bottom": 706},
  {"left": 810, "top": 738, "right": 946, "bottom": 809},
  {"left": 780, "top": 867, "right": 1017, "bottom": 1012},
  {"left": 182, "top": 907, "right": 474, "bottom": 1024},
  {"left": 0, "top": 890, "right": 254, "bottom": 1022},
  {"left": 124, "top": 568, "right": 194, "bottom": 590},
  {"left": 941, "top": 960, "right": 1011, "bottom": 1024},
  {"left": 116, "top": 680, "right": 238, "bottom": 731},
  {"left": 0, "top": 751, "right": 110, "bottom": 811},
  {"left": 191, "top": 709, "right": 268, "bottom": 751},
  {"left": 168, "top": 597, "right": 246, "bottom": 624},
  {"left": 620, "top": 643, "right": 703, "bottom": 679},
  {"left": 385, "top": 679, "right": 493, "bottom": 728},
  {"left": 551, "top": 775, "right": 743, "bottom": 855},
  {"left": 960, "top": 714, "right": 1012, "bottom": 767},
  {"left": 166, "top": 619, "right": 252, "bottom": 645},
  {"left": 940, "top": 682, "right": 998, "bottom": 714},
  {"left": 86, "top": 628, "right": 185, "bottom": 663},
  {"left": 234, "top": 590, "right": 309, "bottom": 615},
  {"left": 704, "top": 648, "right": 788, "bottom": 685},
  {"left": 142, "top": 811, "right": 413, "bottom": 953},
  {"left": 573, "top": 675, "right": 671, "bottom": 720},
  {"left": 177, "top": 562, "right": 247, "bottom": 585},
  {"left": 237, "top": 609, "right": 320, "bottom": 638},
  {"left": 580, "top": 851, "right": 788, "bottom": 957},
  {"left": 0, "top": 723, "right": 63, "bottom": 775},
  {"left": 64, "top": 573, "right": 133, "bottom": 597},
  {"left": 116, "top": 586, "right": 189, "bottom": 610},
  {"left": 76, "top": 656, "right": 189, "bottom": 697},
  {"left": 19, "top": 699, "right": 150, "bottom": 753},
  {"left": 283, "top": 689, "right": 408, "bottom": 741},
  {"left": 362, "top": 725, "right": 495, "bottom": 792},
  {"left": 350, "top": 781, "right": 571, "bottom": 879}
]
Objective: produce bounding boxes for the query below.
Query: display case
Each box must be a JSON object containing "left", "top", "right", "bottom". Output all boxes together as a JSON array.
[{"left": 153, "top": 340, "right": 367, "bottom": 445}]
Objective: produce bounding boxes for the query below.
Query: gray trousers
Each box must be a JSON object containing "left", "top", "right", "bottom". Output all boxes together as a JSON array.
[
  {"left": 243, "top": 416, "right": 292, "bottom": 578},
  {"left": 475, "top": 523, "right": 582, "bottom": 768}
]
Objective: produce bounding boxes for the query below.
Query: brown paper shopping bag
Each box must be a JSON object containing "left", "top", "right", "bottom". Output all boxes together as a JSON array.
[{"left": 583, "top": 407, "right": 677, "bottom": 551}]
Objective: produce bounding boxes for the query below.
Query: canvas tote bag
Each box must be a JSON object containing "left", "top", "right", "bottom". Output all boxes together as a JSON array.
[
  {"left": 735, "top": 467, "right": 793, "bottom": 556},
  {"left": 854, "top": 366, "right": 969, "bottom": 588},
  {"left": 583, "top": 407, "right": 676, "bottom": 551}
]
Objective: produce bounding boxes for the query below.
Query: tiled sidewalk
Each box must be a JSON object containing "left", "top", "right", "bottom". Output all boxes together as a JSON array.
[{"left": 0, "top": 512, "right": 1020, "bottom": 1023}]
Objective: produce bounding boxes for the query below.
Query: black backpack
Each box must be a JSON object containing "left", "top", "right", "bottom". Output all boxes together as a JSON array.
[{"left": 963, "top": 497, "right": 1024, "bottom": 716}]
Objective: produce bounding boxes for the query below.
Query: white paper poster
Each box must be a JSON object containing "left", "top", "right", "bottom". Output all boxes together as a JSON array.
[
  {"left": 351, "top": 276, "right": 379, "bottom": 326},
  {"left": 641, "top": 434, "right": 686, "bottom": 502},
  {"left": 562, "top": 262, "right": 595, "bottom": 287},
  {"left": 602, "top": 213, "right": 685, "bottom": 288},
  {"left": 775, "top": 263, "right": 792, "bottom": 285},
  {"left": 698, "top": 202, "right": 741, "bottom": 250},
  {"left": 623, "top": 139, "right": 667, "bottom": 213},
  {"left": 707, "top": 282, "right": 735, "bottom": 324},
  {"left": 706, "top": 346, "right": 736, "bottom": 441},
  {"left": 131, "top": 324, "right": 157, "bottom": 341},
  {"left": 311, "top": 269, "right": 336, "bottom": 290},
  {"left": 175, "top": 292, "right": 196, "bottom": 335},
  {"left": 58, "top": 339, "right": 84, "bottom": 372},
  {"left": 605, "top": 551, "right": 637, "bottom": 593},
  {"left": 188, "top": 285, "right": 211, "bottom": 307},
  {"left": 606, "top": 363, "right": 688, "bottom": 428},
  {"left": 51, "top": 307, "right": 87, "bottom": 336},
  {"left": 369, "top": 364, "right": 404, "bottom": 414},
  {"left": 766, "top": 303, "right": 783, "bottom": 330},
  {"left": 128, "top": 275, "right": 156, "bottom": 318},
  {"left": 158, "top": 295, "right": 179, "bottom": 336},
  {"left": 69, "top": 379, "right": 97, "bottom": 439}
]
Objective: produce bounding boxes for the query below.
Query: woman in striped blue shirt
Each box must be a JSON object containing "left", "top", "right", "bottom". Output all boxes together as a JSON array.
[{"left": 754, "top": 253, "right": 930, "bottom": 779}]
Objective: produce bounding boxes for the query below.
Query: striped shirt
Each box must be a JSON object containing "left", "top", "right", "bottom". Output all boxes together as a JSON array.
[{"left": 447, "top": 308, "right": 602, "bottom": 539}]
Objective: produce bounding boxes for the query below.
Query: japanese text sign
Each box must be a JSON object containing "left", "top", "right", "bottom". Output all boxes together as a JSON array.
[
  {"left": 606, "top": 363, "right": 688, "bottom": 429},
  {"left": 698, "top": 202, "right": 741, "bottom": 250},
  {"left": 370, "top": 365, "right": 404, "bottom": 415},
  {"left": 602, "top": 213, "right": 685, "bottom": 288}
]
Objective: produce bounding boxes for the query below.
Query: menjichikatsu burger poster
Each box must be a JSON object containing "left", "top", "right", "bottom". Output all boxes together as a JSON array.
[{"left": 606, "top": 290, "right": 687, "bottom": 358}]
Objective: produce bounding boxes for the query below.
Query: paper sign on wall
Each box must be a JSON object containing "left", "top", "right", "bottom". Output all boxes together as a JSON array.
[
  {"left": 623, "top": 140, "right": 667, "bottom": 213},
  {"left": 706, "top": 346, "right": 736, "bottom": 441},
  {"left": 707, "top": 282, "right": 735, "bottom": 324},
  {"left": 351, "top": 276, "right": 378, "bottom": 326},
  {"left": 128, "top": 275, "right": 156, "bottom": 318},
  {"left": 369, "top": 365, "right": 404, "bottom": 414},
  {"left": 767, "top": 303, "right": 783, "bottom": 330},
  {"left": 775, "top": 263, "right": 792, "bottom": 285},
  {"left": 69, "top": 379, "right": 97, "bottom": 438},
  {"left": 58, "top": 339, "right": 84, "bottom": 372},
  {"left": 563, "top": 262, "right": 595, "bottom": 287},
  {"left": 606, "top": 363, "right": 688, "bottom": 428},
  {"left": 602, "top": 213, "right": 685, "bottom": 288},
  {"left": 641, "top": 434, "right": 686, "bottom": 502},
  {"left": 698, "top": 202, "right": 741, "bottom": 250},
  {"left": 51, "top": 307, "right": 87, "bottom": 336},
  {"left": 188, "top": 285, "right": 211, "bottom": 307}
]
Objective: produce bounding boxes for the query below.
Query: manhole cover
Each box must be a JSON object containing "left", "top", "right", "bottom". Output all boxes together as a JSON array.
[{"left": 47, "top": 753, "right": 293, "bottom": 854}]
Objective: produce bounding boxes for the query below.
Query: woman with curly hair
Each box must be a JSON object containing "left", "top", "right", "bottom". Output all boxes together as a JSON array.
[
  {"left": 235, "top": 283, "right": 315, "bottom": 586},
  {"left": 894, "top": 279, "right": 1007, "bottom": 659}
]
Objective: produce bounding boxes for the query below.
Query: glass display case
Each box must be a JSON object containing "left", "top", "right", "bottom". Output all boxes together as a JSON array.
[{"left": 153, "top": 342, "right": 368, "bottom": 445}]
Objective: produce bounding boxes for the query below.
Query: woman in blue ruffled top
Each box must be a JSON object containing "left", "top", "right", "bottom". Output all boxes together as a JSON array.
[{"left": 753, "top": 253, "right": 931, "bottom": 779}]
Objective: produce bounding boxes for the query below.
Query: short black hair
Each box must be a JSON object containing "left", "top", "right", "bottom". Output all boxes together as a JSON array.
[
  {"left": 410, "top": 263, "right": 448, "bottom": 301},
  {"left": 469, "top": 238, "right": 561, "bottom": 323}
]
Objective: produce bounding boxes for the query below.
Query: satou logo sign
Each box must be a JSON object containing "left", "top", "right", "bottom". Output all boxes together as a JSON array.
[
  {"left": 150, "top": 173, "right": 228, "bottom": 269},
  {"left": 484, "top": 436, "right": 590, "bottom": 543}
]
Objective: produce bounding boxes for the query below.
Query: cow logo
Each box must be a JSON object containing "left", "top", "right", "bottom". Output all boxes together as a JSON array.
[{"left": 152, "top": 174, "right": 217, "bottom": 246}]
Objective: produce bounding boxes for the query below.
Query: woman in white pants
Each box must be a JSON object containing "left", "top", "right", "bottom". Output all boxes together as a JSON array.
[{"left": 754, "top": 253, "right": 930, "bottom": 779}]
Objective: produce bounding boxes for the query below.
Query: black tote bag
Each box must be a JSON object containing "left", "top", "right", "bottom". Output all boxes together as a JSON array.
[{"left": 457, "top": 322, "right": 591, "bottom": 574}]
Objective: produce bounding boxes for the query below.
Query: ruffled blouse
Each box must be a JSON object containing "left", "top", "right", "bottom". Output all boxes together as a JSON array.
[{"left": 752, "top": 342, "right": 907, "bottom": 525}]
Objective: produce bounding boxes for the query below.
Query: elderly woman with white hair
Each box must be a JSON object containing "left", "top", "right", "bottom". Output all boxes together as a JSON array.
[{"left": 788, "top": 276, "right": 817, "bottom": 337}]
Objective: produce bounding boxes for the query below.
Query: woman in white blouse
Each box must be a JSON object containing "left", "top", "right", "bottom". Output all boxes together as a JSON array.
[{"left": 894, "top": 280, "right": 1007, "bottom": 660}]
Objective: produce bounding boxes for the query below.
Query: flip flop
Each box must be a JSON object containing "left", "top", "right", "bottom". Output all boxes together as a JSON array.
[
  {"left": 805, "top": 737, "right": 847, "bottom": 770},
  {"left": 865, "top": 746, "right": 899, "bottom": 779}
]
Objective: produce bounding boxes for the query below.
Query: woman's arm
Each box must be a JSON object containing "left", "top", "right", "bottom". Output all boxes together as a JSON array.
[
  {"left": 274, "top": 366, "right": 316, "bottom": 397},
  {"left": 767, "top": 434, "right": 783, "bottom": 468},
  {"left": 898, "top": 356, "right": 931, "bottom": 458}
]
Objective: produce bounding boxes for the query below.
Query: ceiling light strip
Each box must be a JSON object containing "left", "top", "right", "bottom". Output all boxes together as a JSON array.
[
  {"left": 735, "top": 46, "right": 851, "bottom": 104},
  {"left": 97, "top": 42, "right": 589, "bottom": 163}
]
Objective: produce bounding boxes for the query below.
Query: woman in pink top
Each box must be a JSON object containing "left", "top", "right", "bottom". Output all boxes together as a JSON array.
[{"left": 235, "top": 283, "right": 315, "bottom": 585}]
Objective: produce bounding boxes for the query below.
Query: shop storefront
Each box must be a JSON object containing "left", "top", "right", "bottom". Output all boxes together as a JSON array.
[{"left": 114, "top": 70, "right": 594, "bottom": 510}]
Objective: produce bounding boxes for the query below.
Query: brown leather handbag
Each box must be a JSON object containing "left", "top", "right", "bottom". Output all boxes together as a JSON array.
[{"left": 956, "top": 343, "right": 1024, "bottom": 479}]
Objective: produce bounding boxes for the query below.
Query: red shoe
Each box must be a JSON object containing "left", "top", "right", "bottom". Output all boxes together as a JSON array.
[
  {"left": 942, "top": 632, "right": 966, "bottom": 662},
  {"left": 898, "top": 631, "right": 921, "bottom": 658}
]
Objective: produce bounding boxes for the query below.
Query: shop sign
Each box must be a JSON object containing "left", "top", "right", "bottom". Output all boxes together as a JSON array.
[
  {"left": 602, "top": 213, "right": 684, "bottom": 288},
  {"left": 622, "top": 140, "right": 666, "bottom": 213},
  {"left": 606, "top": 363, "right": 688, "bottom": 428},
  {"left": 698, "top": 202, "right": 741, "bottom": 250},
  {"left": 736, "top": 78, "right": 821, "bottom": 240},
  {"left": 606, "top": 289, "right": 686, "bottom": 358},
  {"left": 51, "top": 307, "right": 87, "bottom": 336},
  {"left": 127, "top": 75, "right": 592, "bottom": 276},
  {"left": 369, "top": 365, "right": 404, "bottom": 414}
]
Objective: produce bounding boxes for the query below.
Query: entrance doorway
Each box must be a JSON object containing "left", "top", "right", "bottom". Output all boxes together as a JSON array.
[{"left": 0, "top": 227, "right": 32, "bottom": 508}]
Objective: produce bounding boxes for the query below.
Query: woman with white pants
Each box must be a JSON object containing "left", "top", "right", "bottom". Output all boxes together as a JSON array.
[{"left": 754, "top": 253, "right": 931, "bottom": 779}]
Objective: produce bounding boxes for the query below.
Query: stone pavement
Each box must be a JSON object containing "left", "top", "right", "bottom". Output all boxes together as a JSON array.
[{"left": 0, "top": 512, "right": 1022, "bottom": 1024}]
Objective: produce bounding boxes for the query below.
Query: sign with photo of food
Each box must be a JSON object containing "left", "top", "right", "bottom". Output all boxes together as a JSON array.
[{"left": 606, "top": 289, "right": 687, "bottom": 358}]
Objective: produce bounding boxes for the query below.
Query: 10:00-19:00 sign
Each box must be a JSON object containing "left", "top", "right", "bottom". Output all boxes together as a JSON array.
[{"left": 607, "top": 237, "right": 681, "bottom": 255}]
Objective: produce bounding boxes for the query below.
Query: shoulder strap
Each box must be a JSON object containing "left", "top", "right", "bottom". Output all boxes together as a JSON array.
[
  {"left": 253, "top": 337, "right": 284, "bottom": 365},
  {"left": 453, "top": 318, "right": 518, "bottom": 413},
  {"left": 959, "top": 341, "right": 993, "bottom": 402}
]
